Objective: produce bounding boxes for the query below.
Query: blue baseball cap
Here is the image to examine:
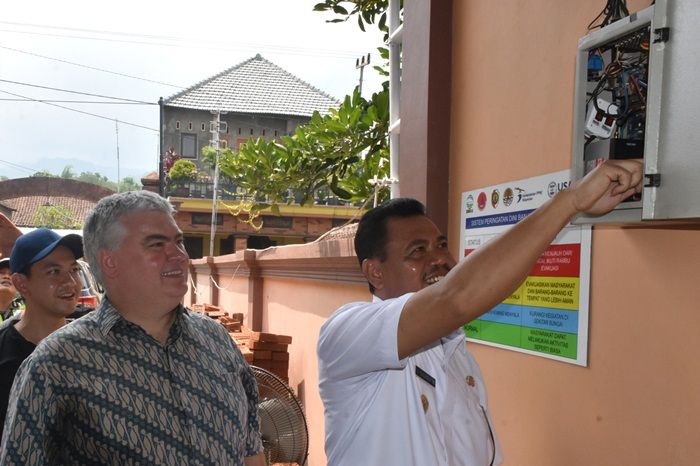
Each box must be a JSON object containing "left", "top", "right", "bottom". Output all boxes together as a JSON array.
[{"left": 10, "top": 228, "right": 83, "bottom": 274}]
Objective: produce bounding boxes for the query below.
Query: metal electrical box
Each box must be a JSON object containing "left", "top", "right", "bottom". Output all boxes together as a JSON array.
[{"left": 571, "top": 0, "right": 700, "bottom": 223}]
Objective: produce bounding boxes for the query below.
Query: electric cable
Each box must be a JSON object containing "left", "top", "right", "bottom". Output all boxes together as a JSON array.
[
  {"left": 0, "top": 44, "right": 185, "bottom": 88},
  {"left": 0, "top": 78, "right": 156, "bottom": 104},
  {"left": 0, "top": 88, "right": 158, "bottom": 132}
]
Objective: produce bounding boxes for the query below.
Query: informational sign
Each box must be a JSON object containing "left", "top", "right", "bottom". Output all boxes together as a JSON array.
[{"left": 460, "top": 170, "right": 591, "bottom": 366}]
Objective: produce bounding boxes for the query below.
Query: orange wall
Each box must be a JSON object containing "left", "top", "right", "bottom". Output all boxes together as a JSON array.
[
  {"left": 261, "top": 278, "right": 369, "bottom": 466},
  {"left": 449, "top": 1, "right": 700, "bottom": 465},
  {"left": 186, "top": 244, "right": 369, "bottom": 466}
]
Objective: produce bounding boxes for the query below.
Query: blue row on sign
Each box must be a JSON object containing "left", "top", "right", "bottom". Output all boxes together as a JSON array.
[
  {"left": 466, "top": 209, "right": 535, "bottom": 230},
  {"left": 479, "top": 303, "right": 579, "bottom": 334}
]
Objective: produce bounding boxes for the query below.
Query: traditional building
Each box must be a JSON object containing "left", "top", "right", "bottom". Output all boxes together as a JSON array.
[
  {"left": 159, "top": 53, "right": 340, "bottom": 183},
  {"left": 158, "top": 54, "right": 360, "bottom": 257}
]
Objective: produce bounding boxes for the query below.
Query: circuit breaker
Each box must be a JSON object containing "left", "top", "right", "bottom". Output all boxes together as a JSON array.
[{"left": 570, "top": 0, "right": 700, "bottom": 223}]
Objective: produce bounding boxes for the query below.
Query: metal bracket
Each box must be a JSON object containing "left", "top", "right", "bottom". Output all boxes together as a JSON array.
[
  {"left": 644, "top": 173, "right": 661, "bottom": 188},
  {"left": 653, "top": 27, "right": 670, "bottom": 43}
]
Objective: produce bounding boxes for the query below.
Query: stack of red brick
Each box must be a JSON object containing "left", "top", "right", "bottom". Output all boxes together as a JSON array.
[{"left": 191, "top": 304, "right": 292, "bottom": 383}]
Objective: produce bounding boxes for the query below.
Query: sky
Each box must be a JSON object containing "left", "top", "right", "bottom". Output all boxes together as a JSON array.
[{"left": 0, "top": 0, "right": 385, "bottom": 182}]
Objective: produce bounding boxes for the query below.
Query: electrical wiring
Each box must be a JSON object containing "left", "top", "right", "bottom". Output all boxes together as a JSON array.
[
  {"left": 587, "top": 0, "right": 630, "bottom": 30},
  {"left": 0, "top": 23, "right": 364, "bottom": 59},
  {"left": 0, "top": 88, "right": 158, "bottom": 132},
  {"left": 0, "top": 158, "right": 39, "bottom": 175},
  {"left": 0, "top": 78, "right": 156, "bottom": 104},
  {"left": 0, "top": 44, "right": 185, "bottom": 88},
  {"left": 0, "top": 99, "right": 153, "bottom": 104}
]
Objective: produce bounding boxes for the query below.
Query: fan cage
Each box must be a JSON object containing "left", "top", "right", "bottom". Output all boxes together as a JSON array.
[{"left": 252, "top": 365, "right": 309, "bottom": 466}]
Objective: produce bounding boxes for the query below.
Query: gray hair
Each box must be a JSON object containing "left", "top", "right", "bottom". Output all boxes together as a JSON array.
[{"left": 83, "top": 190, "right": 175, "bottom": 284}]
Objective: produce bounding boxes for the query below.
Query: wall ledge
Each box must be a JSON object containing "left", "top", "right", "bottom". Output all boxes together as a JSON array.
[{"left": 189, "top": 234, "right": 365, "bottom": 285}]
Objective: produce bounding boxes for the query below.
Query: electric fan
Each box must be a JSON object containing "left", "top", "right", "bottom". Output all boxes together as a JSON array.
[{"left": 252, "top": 366, "right": 309, "bottom": 466}]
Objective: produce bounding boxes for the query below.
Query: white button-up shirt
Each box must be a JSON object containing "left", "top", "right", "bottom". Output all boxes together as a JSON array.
[{"left": 318, "top": 293, "right": 503, "bottom": 466}]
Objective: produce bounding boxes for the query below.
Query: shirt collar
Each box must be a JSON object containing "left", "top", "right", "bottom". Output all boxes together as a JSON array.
[{"left": 96, "top": 297, "right": 190, "bottom": 339}]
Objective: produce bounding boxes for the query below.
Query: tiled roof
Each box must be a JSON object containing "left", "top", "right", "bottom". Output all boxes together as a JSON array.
[
  {"left": 0, "top": 177, "right": 114, "bottom": 228},
  {"left": 2, "top": 196, "right": 98, "bottom": 227},
  {"left": 164, "top": 54, "right": 340, "bottom": 117}
]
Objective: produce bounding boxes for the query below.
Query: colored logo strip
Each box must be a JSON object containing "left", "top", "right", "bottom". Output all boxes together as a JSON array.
[{"left": 465, "top": 209, "right": 535, "bottom": 229}]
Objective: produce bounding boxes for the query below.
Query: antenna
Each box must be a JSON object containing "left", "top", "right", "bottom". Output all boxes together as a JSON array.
[
  {"left": 115, "top": 119, "right": 121, "bottom": 192},
  {"left": 355, "top": 53, "right": 371, "bottom": 95}
]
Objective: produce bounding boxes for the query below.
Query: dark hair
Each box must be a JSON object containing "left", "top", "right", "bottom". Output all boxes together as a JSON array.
[{"left": 355, "top": 198, "right": 425, "bottom": 293}]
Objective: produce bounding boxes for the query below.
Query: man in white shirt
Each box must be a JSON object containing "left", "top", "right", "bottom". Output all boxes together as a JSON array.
[{"left": 318, "top": 160, "right": 644, "bottom": 466}]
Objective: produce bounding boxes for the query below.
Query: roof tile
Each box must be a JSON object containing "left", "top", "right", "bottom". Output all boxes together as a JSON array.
[{"left": 164, "top": 54, "right": 340, "bottom": 117}]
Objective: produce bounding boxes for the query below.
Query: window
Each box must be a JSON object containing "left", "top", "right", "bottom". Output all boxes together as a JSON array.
[
  {"left": 181, "top": 134, "right": 197, "bottom": 158},
  {"left": 250, "top": 128, "right": 254, "bottom": 135},
  {"left": 219, "top": 122, "right": 228, "bottom": 133},
  {"left": 262, "top": 215, "right": 293, "bottom": 229},
  {"left": 192, "top": 213, "right": 223, "bottom": 225},
  {"left": 176, "top": 121, "right": 181, "bottom": 130},
  {"left": 183, "top": 236, "right": 204, "bottom": 260},
  {"left": 262, "top": 129, "right": 266, "bottom": 136},
  {"left": 201, "top": 123, "right": 206, "bottom": 131},
  {"left": 220, "top": 139, "right": 228, "bottom": 149},
  {"left": 188, "top": 122, "right": 193, "bottom": 131}
]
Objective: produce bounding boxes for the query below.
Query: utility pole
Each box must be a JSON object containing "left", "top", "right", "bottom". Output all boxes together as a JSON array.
[
  {"left": 355, "top": 53, "right": 371, "bottom": 95},
  {"left": 209, "top": 110, "right": 225, "bottom": 257},
  {"left": 115, "top": 119, "right": 121, "bottom": 193}
]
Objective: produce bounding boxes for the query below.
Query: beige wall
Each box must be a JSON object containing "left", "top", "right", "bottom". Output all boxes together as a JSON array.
[
  {"left": 186, "top": 240, "right": 370, "bottom": 466},
  {"left": 261, "top": 277, "right": 369, "bottom": 466},
  {"left": 450, "top": 1, "right": 700, "bottom": 465}
]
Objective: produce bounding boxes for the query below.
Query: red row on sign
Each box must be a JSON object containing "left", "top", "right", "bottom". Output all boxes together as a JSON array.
[{"left": 464, "top": 243, "right": 581, "bottom": 278}]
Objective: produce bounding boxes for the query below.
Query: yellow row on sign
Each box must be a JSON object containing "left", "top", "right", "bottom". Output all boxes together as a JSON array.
[{"left": 503, "top": 276, "right": 580, "bottom": 311}]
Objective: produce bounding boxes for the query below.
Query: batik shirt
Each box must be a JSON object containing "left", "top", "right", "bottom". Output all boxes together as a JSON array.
[{"left": 0, "top": 299, "right": 263, "bottom": 465}]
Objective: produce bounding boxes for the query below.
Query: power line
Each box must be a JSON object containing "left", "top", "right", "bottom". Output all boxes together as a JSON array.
[
  {"left": 0, "top": 78, "right": 157, "bottom": 104},
  {"left": 0, "top": 88, "right": 158, "bottom": 132},
  {"left": 0, "top": 44, "right": 185, "bottom": 88},
  {"left": 0, "top": 98, "right": 154, "bottom": 104},
  {"left": 0, "top": 158, "right": 39, "bottom": 174},
  {"left": 0, "top": 25, "right": 364, "bottom": 59},
  {"left": 0, "top": 20, "right": 189, "bottom": 42}
]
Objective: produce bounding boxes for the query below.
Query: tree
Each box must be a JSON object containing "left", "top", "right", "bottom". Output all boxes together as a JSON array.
[
  {"left": 60, "top": 165, "right": 76, "bottom": 179},
  {"left": 32, "top": 170, "right": 56, "bottom": 178},
  {"left": 313, "top": 1, "right": 390, "bottom": 35},
  {"left": 33, "top": 205, "right": 82, "bottom": 229},
  {"left": 167, "top": 159, "right": 198, "bottom": 187},
  {"left": 209, "top": 1, "right": 394, "bottom": 210},
  {"left": 118, "top": 177, "right": 142, "bottom": 192},
  {"left": 77, "top": 171, "right": 112, "bottom": 188},
  {"left": 205, "top": 88, "right": 389, "bottom": 208}
]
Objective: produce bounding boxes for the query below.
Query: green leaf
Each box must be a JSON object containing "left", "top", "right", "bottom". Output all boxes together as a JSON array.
[
  {"left": 378, "top": 12, "right": 387, "bottom": 30},
  {"left": 332, "top": 5, "right": 348, "bottom": 15}
]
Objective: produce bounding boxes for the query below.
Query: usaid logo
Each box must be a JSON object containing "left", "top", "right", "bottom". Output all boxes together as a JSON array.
[{"left": 547, "top": 180, "right": 570, "bottom": 198}]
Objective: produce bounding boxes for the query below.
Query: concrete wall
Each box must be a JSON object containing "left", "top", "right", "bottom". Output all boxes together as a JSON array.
[
  {"left": 449, "top": 1, "right": 700, "bottom": 465},
  {"left": 186, "top": 237, "right": 369, "bottom": 466}
]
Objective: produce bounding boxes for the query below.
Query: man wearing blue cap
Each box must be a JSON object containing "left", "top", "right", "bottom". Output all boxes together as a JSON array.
[{"left": 0, "top": 228, "right": 83, "bottom": 438}]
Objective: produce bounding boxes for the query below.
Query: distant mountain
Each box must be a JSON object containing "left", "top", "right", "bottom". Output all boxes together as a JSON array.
[{"left": 1, "top": 157, "right": 156, "bottom": 182}]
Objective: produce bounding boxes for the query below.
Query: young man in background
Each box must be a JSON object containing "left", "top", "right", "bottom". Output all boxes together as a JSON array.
[{"left": 0, "top": 229, "right": 83, "bottom": 438}]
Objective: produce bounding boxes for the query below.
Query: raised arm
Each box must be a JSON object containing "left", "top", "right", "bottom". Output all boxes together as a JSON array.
[{"left": 397, "top": 159, "right": 643, "bottom": 359}]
